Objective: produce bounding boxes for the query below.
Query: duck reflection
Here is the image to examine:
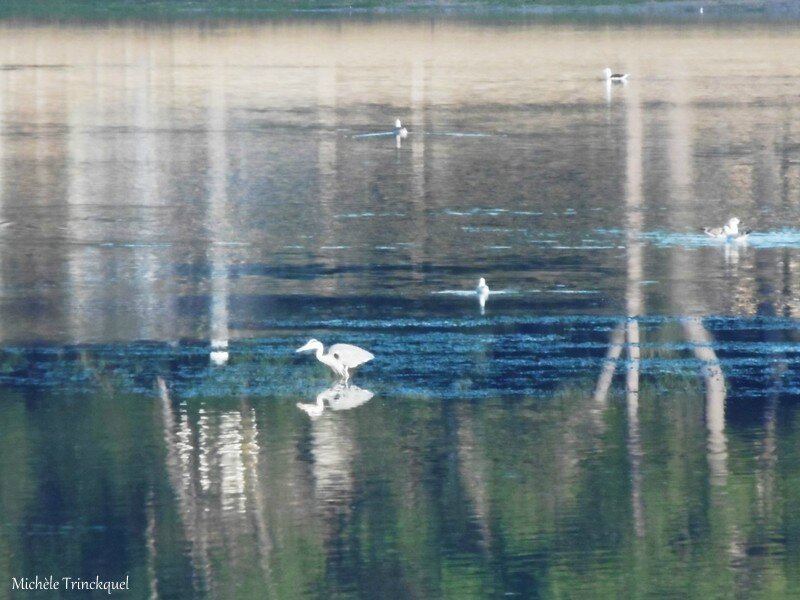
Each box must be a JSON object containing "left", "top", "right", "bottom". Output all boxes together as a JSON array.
[
  {"left": 724, "top": 238, "right": 746, "bottom": 271},
  {"left": 296, "top": 383, "right": 374, "bottom": 418},
  {"left": 297, "top": 384, "right": 374, "bottom": 516}
]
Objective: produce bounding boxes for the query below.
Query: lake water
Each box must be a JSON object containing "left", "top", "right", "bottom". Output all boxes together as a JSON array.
[{"left": 1, "top": 17, "right": 800, "bottom": 599}]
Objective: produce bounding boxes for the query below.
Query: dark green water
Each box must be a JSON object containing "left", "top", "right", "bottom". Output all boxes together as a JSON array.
[{"left": 1, "top": 19, "right": 800, "bottom": 599}]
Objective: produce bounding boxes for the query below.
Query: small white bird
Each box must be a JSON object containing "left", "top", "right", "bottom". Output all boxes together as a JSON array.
[
  {"left": 476, "top": 277, "right": 490, "bottom": 314},
  {"left": 603, "top": 67, "right": 629, "bottom": 83},
  {"left": 393, "top": 118, "right": 408, "bottom": 139},
  {"left": 703, "top": 217, "right": 751, "bottom": 241},
  {"left": 476, "top": 277, "right": 490, "bottom": 296},
  {"left": 296, "top": 339, "right": 374, "bottom": 382}
]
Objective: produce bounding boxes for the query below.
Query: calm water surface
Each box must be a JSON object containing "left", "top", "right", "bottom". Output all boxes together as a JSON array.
[{"left": 2, "top": 18, "right": 800, "bottom": 599}]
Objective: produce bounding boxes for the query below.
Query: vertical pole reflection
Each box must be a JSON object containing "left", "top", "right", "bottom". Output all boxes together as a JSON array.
[
  {"left": 410, "top": 60, "right": 426, "bottom": 200},
  {"left": 408, "top": 59, "right": 428, "bottom": 280},
  {"left": 316, "top": 65, "right": 338, "bottom": 284},
  {"left": 158, "top": 377, "right": 274, "bottom": 594},
  {"left": 218, "top": 412, "right": 246, "bottom": 515},
  {"left": 665, "top": 68, "right": 744, "bottom": 566},
  {"left": 592, "top": 324, "right": 625, "bottom": 423},
  {"left": 664, "top": 68, "right": 731, "bottom": 488},
  {"left": 130, "top": 35, "right": 160, "bottom": 341},
  {"left": 682, "top": 319, "right": 728, "bottom": 484},
  {"left": 156, "top": 378, "right": 214, "bottom": 597},
  {"left": 667, "top": 72, "right": 693, "bottom": 204},
  {"left": 752, "top": 256, "right": 788, "bottom": 521},
  {"left": 207, "top": 65, "right": 229, "bottom": 365},
  {"left": 306, "top": 410, "right": 355, "bottom": 523},
  {"left": 0, "top": 67, "right": 5, "bottom": 340},
  {"left": 757, "top": 365, "right": 782, "bottom": 521},
  {"left": 455, "top": 405, "right": 492, "bottom": 553},
  {"left": 240, "top": 405, "right": 273, "bottom": 581},
  {"left": 624, "top": 82, "right": 645, "bottom": 539},
  {"left": 66, "top": 65, "right": 95, "bottom": 341},
  {"left": 680, "top": 317, "right": 743, "bottom": 569},
  {"left": 146, "top": 488, "right": 159, "bottom": 600}
]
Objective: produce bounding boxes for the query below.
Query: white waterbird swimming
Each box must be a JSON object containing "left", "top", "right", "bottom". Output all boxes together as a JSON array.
[
  {"left": 296, "top": 339, "right": 374, "bottom": 382},
  {"left": 393, "top": 118, "right": 408, "bottom": 139},
  {"left": 603, "top": 67, "right": 629, "bottom": 82},
  {"left": 476, "top": 277, "right": 490, "bottom": 298},
  {"left": 476, "top": 278, "right": 490, "bottom": 313},
  {"left": 703, "top": 217, "right": 751, "bottom": 241}
]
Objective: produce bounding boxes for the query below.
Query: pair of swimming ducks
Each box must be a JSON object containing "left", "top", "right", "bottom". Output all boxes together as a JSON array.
[{"left": 703, "top": 217, "right": 751, "bottom": 241}]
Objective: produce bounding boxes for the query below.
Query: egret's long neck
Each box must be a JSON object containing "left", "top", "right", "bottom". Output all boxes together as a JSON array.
[
  {"left": 314, "top": 345, "right": 325, "bottom": 360},
  {"left": 319, "top": 350, "right": 338, "bottom": 370}
]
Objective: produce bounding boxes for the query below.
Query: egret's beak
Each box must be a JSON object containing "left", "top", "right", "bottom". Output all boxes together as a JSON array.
[{"left": 296, "top": 342, "right": 313, "bottom": 353}]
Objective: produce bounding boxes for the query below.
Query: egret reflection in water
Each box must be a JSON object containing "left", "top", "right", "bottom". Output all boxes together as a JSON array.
[{"left": 296, "top": 383, "right": 375, "bottom": 419}]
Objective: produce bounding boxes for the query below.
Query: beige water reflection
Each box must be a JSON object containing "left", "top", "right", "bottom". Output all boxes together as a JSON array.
[{"left": 1, "top": 23, "right": 800, "bottom": 340}]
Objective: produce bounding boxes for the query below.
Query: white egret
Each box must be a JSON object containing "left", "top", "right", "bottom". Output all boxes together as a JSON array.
[
  {"left": 296, "top": 339, "right": 374, "bottom": 382},
  {"left": 323, "top": 384, "right": 374, "bottom": 410},
  {"left": 603, "top": 67, "right": 629, "bottom": 83}
]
